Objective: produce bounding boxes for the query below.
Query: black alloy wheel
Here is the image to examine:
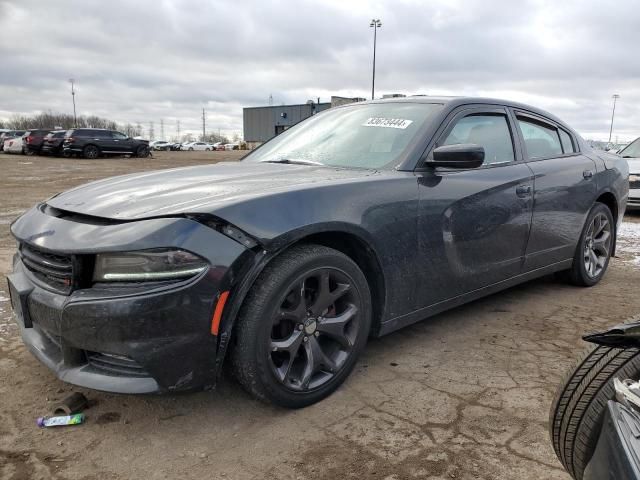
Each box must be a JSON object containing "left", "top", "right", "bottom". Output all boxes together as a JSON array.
[
  {"left": 563, "top": 203, "right": 615, "bottom": 286},
  {"left": 231, "top": 244, "right": 371, "bottom": 408},
  {"left": 83, "top": 145, "right": 99, "bottom": 159},
  {"left": 582, "top": 212, "right": 612, "bottom": 279},
  {"left": 268, "top": 267, "right": 360, "bottom": 391}
]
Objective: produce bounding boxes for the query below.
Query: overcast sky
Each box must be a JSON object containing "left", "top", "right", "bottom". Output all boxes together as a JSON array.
[{"left": 1, "top": 0, "right": 638, "bottom": 141}]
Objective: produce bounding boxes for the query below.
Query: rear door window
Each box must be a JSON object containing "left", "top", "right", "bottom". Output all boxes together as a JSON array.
[
  {"left": 558, "top": 129, "right": 575, "bottom": 154},
  {"left": 517, "top": 117, "right": 563, "bottom": 159}
]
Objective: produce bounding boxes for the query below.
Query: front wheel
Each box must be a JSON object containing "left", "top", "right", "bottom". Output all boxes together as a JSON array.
[
  {"left": 188, "top": 147, "right": 194, "bottom": 151},
  {"left": 135, "top": 146, "right": 150, "bottom": 158},
  {"left": 231, "top": 244, "right": 372, "bottom": 408}
]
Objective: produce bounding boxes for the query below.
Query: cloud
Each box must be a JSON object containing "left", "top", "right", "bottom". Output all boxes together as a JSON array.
[{"left": 0, "top": 0, "right": 638, "bottom": 141}]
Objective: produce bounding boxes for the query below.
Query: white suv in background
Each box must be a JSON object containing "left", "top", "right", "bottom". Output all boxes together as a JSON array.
[{"left": 619, "top": 138, "right": 640, "bottom": 210}]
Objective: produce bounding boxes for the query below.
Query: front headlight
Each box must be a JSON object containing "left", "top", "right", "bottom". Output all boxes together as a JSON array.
[{"left": 93, "top": 249, "right": 208, "bottom": 282}]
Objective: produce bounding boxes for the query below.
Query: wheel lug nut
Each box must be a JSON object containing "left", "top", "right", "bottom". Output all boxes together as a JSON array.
[
  {"left": 303, "top": 336, "right": 309, "bottom": 342},
  {"left": 314, "top": 331, "right": 319, "bottom": 337},
  {"left": 297, "top": 324, "right": 304, "bottom": 331}
]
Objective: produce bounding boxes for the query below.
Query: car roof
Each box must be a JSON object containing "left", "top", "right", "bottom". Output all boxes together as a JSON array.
[{"left": 358, "top": 96, "right": 572, "bottom": 130}]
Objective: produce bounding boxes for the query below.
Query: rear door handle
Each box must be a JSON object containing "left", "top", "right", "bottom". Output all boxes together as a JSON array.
[
  {"left": 516, "top": 185, "right": 532, "bottom": 197},
  {"left": 583, "top": 170, "right": 593, "bottom": 179}
]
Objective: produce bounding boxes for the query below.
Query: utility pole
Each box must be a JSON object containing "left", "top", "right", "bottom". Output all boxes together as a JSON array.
[
  {"left": 369, "top": 19, "right": 382, "bottom": 100},
  {"left": 176, "top": 120, "right": 181, "bottom": 141},
  {"left": 160, "top": 119, "right": 165, "bottom": 141},
  {"left": 149, "top": 121, "right": 155, "bottom": 141},
  {"left": 608, "top": 94, "right": 620, "bottom": 144},
  {"left": 69, "top": 78, "right": 78, "bottom": 127},
  {"left": 202, "top": 108, "right": 206, "bottom": 141}
]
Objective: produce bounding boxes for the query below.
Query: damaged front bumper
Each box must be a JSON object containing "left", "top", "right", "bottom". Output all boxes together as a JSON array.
[{"left": 8, "top": 205, "right": 252, "bottom": 393}]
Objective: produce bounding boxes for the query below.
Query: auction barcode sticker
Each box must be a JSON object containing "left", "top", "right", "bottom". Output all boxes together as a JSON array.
[{"left": 362, "top": 117, "right": 413, "bottom": 129}]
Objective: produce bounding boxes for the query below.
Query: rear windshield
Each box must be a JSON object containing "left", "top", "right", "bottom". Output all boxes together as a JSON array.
[{"left": 244, "top": 102, "right": 444, "bottom": 169}]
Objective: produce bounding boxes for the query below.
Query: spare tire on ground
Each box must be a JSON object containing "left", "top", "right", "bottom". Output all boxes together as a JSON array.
[{"left": 549, "top": 344, "right": 640, "bottom": 479}]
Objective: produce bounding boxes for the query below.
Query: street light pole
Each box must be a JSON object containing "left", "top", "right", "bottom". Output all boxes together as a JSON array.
[
  {"left": 369, "top": 19, "right": 382, "bottom": 100},
  {"left": 69, "top": 78, "right": 77, "bottom": 127},
  {"left": 608, "top": 94, "right": 620, "bottom": 144}
]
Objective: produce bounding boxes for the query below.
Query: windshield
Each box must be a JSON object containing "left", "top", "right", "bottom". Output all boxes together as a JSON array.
[
  {"left": 620, "top": 138, "right": 640, "bottom": 158},
  {"left": 244, "top": 102, "right": 443, "bottom": 169}
]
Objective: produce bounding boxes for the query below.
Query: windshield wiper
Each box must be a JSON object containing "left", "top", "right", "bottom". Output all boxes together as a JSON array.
[{"left": 260, "top": 158, "right": 324, "bottom": 166}]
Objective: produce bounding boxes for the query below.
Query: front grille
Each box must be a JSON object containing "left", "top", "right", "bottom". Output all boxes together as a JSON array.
[
  {"left": 86, "top": 352, "right": 151, "bottom": 378},
  {"left": 630, "top": 180, "right": 640, "bottom": 190},
  {"left": 20, "top": 243, "right": 73, "bottom": 294}
]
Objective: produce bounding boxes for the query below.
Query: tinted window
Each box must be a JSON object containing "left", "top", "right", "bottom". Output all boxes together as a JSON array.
[
  {"left": 244, "top": 102, "right": 444, "bottom": 169},
  {"left": 517, "top": 118, "right": 563, "bottom": 159},
  {"left": 112, "top": 131, "right": 128, "bottom": 140},
  {"left": 559, "top": 129, "right": 575, "bottom": 153},
  {"left": 620, "top": 138, "right": 640, "bottom": 158},
  {"left": 441, "top": 114, "right": 515, "bottom": 165}
]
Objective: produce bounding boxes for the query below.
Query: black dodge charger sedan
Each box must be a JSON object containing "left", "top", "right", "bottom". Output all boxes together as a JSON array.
[{"left": 8, "top": 97, "right": 629, "bottom": 407}]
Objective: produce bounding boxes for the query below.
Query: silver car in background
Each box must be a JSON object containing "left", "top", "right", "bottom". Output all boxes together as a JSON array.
[{"left": 619, "top": 137, "right": 640, "bottom": 209}]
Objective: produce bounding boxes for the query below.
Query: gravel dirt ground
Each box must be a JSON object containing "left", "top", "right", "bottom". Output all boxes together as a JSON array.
[{"left": 1, "top": 151, "right": 639, "bottom": 480}]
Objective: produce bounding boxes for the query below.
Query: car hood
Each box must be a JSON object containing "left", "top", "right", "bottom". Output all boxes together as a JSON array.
[{"left": 46, "top": 161, "right": 379, "bottom": 220}]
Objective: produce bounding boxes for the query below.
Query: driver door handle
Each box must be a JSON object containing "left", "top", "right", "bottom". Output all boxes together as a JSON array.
[{"left": 516, "top": 185, "right": 532, "bottom": 198}]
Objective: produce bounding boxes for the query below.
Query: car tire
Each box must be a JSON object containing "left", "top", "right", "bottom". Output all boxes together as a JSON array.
[
  {"left": 165, "top": 146, "right": 170, "bottom": 151},
  {"left": 83, "top": 145, "right": 100, "bottom": 159},
  {"left": 550, "top": 344, "right": 640, "bottom": 480},
  {"left": 230, "top": 244, "right": 372, "bottom": 408},
  {"left": 561, "top": 202, "right": 614, "bottom": 287},
  {"left": 25, "top": 148, "right": 36, "bottom": 156},
  {"left": 205, "top": 148, "right": 211, "bottom": 151},
  {"left": 188, "top": 147, "right": 194, "bottom": 151},
  {"left": 135, "top": 146, "right": 150, "bottom": 158}
]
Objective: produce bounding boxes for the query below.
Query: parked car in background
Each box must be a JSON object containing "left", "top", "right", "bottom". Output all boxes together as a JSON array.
[
  {"left": 181, "top": 141, "right": 214, "bottom": 151},
  {"left": 41, "top": 130, "right": 69, "bottom": 156},
  {"left": 618, "top": 137, "right": 640, "bottom": 210},
  {"left": 3, "top": 135, "right": 25, "bottom": 154},
  {"left": 7, "top": 97, "right": 628, "bottom": 408},
  {"left": 23, "top": 129, "right": 52, "bottom": 156},
  {"left": 150, "top": 140, "right": 180, "bottom": 151},
  {"left": 63, "top": 128, "right": 150, "bottom": 159},
  {"left": 224, "top": 143, "right": 240, "bottom": 150},
  {"left": 0, "top": 130, "right": 26, "bottom": 152},
  {"left": 215, "top": 143, "right": 226, "bottom": 151},
  {"left": 551, "top": 321, "right": 640, "bottom": 480}
]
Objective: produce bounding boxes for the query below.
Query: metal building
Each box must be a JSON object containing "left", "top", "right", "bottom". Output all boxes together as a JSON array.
[{"left": 243, "top": 96, "right": 364, "bottom": 147}]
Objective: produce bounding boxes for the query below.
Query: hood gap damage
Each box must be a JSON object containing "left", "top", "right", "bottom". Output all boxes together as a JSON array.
[{"left": 40, "top": 203, "right": 261, "bottom": 249}]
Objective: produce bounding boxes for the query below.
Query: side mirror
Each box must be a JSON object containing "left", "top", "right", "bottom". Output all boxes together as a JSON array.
[{"left": 427, "top": 144, "right": 485, "bottom": 169}]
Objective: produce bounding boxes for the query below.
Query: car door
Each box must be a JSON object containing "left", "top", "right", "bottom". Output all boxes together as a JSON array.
[
  {"left": 513, "top": 112, "right": 598, "bottom": 270},
  {"left": 414, "top": 106, "right": 534, "bottom": 308},
  {"left": 111, "top": 131, "right": 133, "bottom": 153}
]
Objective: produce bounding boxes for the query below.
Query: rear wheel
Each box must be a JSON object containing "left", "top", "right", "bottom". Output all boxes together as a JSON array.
[
  {"left": 550, "top": 344, "right": 640, "bottom": 479},
  {"left": 562, "top": 203, "right": 614, "bottom": 287},
  {"left": 188, "top": 147, "right": 194, "bottom": 151},
  {"left": 83, "top": 145, "right": 99, "bottom": 159},
  {"left": 205, "top": 148, "right": 211, "bottom": 151},
  {"left": 231, "top": 244, "right": 371, "bottom": 408}
]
